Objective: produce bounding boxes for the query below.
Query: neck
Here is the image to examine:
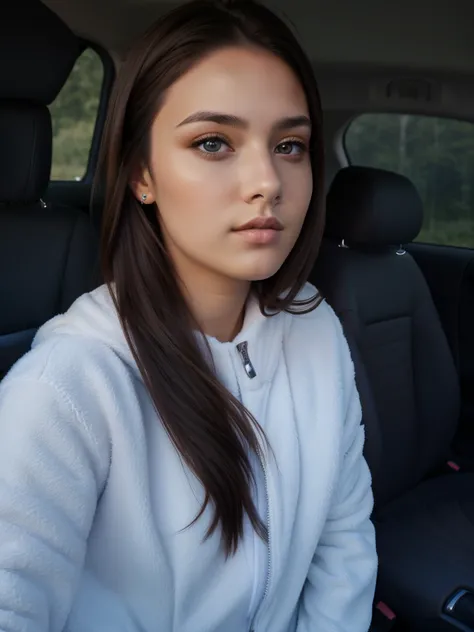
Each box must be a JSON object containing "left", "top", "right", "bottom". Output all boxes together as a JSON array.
[
  {"left": 181, "top": 274, "right": 251, "bottom": 343},
  {"left": 162, "top": 232, "right": 251, "bottom": 342}
]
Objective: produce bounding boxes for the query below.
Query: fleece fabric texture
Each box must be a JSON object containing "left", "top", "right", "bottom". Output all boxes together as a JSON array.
[{"left": 0, "top": 282, "right": 377, "bottom": 632}]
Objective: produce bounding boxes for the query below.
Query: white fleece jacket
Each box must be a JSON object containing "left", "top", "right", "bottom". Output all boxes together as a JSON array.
[{"left": 0, "top": 282, "right": 377, "bottom": 632}]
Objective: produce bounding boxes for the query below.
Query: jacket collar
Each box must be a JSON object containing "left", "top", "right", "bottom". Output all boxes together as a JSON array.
[{"left": 203, "top": 292, "right": 286, "bottom": 392}]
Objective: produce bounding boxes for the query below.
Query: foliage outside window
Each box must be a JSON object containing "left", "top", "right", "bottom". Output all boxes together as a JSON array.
[
  {"left": 49, "top": 48, "right": 104, "bottom": 181},
  {"left": 345, "top": 113, "right": 474, "bottom": 248}
]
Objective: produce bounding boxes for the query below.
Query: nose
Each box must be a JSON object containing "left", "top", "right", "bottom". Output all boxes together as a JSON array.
[{"left": 240, "top": 147, "right": 282, "bottom": 207}]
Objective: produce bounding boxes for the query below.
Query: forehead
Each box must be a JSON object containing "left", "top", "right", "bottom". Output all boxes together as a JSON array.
[{"left": 158, "top": 46, "right": 309, "bottom": 126}]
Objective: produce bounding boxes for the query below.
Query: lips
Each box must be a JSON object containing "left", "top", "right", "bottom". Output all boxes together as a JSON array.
[{"left": 234, "top": 217, "right": 283, "bottom": 232}]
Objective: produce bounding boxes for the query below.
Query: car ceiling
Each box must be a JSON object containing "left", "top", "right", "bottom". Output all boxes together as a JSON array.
[
  {"left": 43, "top": 0, "right": 474, "bottom": 74},
  {"left": 41, "top": 0, "right": 474, "bottom": 126}
]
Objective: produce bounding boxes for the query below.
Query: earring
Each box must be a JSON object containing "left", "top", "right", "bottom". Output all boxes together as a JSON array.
[{"left": 141, "top": 193, "right": 148, "bottom": 204}]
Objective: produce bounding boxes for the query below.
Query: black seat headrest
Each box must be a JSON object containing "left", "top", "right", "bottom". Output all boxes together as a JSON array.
[
  {"left": 0, "top": 102, "right": 52, "bottom": 204},
  {"left": 0, "top": 0, "right": 80, "bottom": 205},
  {"left": 325, "top": 166, "right": 423, "bottom": 247},
  {"left": 0, "top": 0, "right": 80, "bottom": 104}
]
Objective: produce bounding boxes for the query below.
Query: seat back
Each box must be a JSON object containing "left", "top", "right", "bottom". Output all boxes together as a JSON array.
[
  {"left": 311, "top": 166, "right": 460, "bottom": 506},
  {"left": 0, "top": 0, "right": 99, "bottom": 379}
]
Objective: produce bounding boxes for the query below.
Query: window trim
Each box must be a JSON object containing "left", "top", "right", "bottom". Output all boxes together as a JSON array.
[
  {"left": 341, "top": 112, "right": 360, "bottom": 166},
  {"left": 81, "top": 40, "right": 116, "bottom": 184}
]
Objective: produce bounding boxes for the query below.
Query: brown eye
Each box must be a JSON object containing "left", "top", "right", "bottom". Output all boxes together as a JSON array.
[{"left": 275, "top": 140, "right": 306, "bottom": 155}]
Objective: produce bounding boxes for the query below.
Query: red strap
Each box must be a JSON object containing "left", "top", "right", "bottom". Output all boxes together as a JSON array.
[{"left": 375, "top": 601, "right": 396, "bottom": 621}]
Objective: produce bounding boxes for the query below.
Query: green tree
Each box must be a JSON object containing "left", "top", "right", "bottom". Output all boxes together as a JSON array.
[
  {"left": 346, "top": 113, "right": 474, "bottom": 248},
  {"left": 48, "top": 48, "right": 104, "bottom": 180}
]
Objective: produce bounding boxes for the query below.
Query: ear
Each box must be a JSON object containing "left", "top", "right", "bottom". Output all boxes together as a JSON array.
[{"left": 130, "top": 164, "right": 156, "bottom": 204}]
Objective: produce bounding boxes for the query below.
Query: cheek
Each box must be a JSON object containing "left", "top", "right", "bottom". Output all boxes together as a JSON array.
[
  {"left": 151, "top": 160, "right": 231, "bottom": 253},
  {"left": 152, "top": 151, "right": 233, "bottom": 217},
  {"left": 153, "top": 152, "right": 199, "bottom": 208},
  {"left": 283, "top": 165, "right": 313, "bottom": 226}
]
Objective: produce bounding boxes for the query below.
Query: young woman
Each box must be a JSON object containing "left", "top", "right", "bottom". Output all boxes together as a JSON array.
[{"left": 0, "top": 1, "right": 377, "bottom": 631}]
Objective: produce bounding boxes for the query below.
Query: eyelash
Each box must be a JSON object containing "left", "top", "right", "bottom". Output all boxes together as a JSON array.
[{"left": 191, "top": 134, "right": 308, "bottom": 158}]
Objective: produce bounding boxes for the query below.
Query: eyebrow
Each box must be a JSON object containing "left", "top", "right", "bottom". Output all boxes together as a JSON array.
[{"left": 177, "top": 111, "right": 312, "bottom": 131}]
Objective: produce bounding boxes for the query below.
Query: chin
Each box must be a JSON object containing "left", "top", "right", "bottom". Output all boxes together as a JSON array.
[
  {"left": 237, "top": 260, "right": 286, "bottom": 283},
  {"left": 248, "top": 271, "right": 279, "bottom": 282},
  {"left": 217, "top": 248, "right": 290, "bottom": 283}
]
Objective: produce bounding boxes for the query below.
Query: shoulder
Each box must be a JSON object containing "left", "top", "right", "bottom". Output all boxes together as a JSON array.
[
  {"left": 282, "top": 285, "right": 362, "bottom": 438},
  {"left": 0, "top": 346, "right": 113, "bottom": 511},
  {"left": 0, "top": 336, "right": 114, "bottom": 477},
  {"left": 4, "top": 334, "right": 115, "bottom": 389},
  {"left": 287, "top": 281, "right": 346, "bottom": 341},
  {"left": 1, "top": 332, "right": 132, "bottom": 440},
  {"left": 284, "top": 281, "right": 356, "bottom": 387}
]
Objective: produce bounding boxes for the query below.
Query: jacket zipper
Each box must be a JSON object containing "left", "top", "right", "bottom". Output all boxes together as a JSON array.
[
  {"left": 236, "top": 341, "right": 257, "bottom": 379},
  {"left": 249, "top": 442, "right": 272, "bottom": 632},
  {"left": 234, "top": 342, "right": 271, "bottom": 632}
]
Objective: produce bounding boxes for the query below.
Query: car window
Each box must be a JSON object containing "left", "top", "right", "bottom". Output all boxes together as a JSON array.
[
  {"left": 49, "top": 48, "right": 104, "bottom": 181},
  {"left": 344, "top": 113, "right": 474, "bottom": 248}
]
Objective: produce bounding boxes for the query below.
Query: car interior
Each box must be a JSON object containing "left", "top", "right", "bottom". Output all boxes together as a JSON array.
[{"left": 2, "top": 0, "right": 474, "bottom": 630}]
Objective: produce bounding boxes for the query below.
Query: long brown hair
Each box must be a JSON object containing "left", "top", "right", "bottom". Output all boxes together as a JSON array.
[{"left": 98, "top": 0, "right": 325, "bottom": 557}]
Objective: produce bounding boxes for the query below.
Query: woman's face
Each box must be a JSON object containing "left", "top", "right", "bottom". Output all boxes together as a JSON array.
[{"left": 137, "top": 45, "right": 312, "bottom": 290}]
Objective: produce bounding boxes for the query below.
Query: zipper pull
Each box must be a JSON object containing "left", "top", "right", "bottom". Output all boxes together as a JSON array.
[{"left": 236, "top": 341, "right": 257, "bottom": 379}]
